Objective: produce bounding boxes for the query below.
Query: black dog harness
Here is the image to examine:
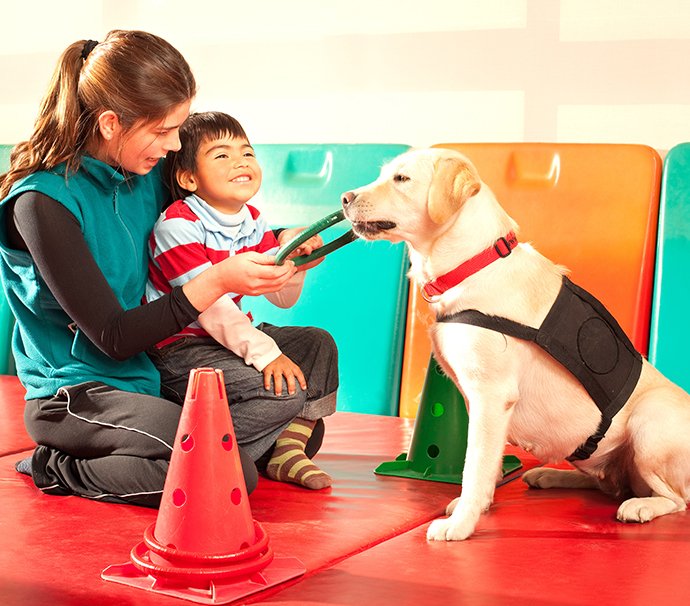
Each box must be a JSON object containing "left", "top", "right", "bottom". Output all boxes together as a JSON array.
[{"left": 437, "top": 276, "right": 643, "bottom": 461}]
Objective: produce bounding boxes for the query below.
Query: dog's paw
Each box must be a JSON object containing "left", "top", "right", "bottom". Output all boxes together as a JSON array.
[
  {"left": 522, "top": 467, "right": 557, "bottom": 488},
  {"left": 617, "top": 496, "right": 685, "bottom": 523},
  {"left": 426, "top": 515, "right": 476, "bottom": 542},
  {"left": 522, "top": 467, "right": 592, "bottom": 489},
  {"left": 523, "top": 467, "right": 601, "bottom": 490},
  {"left": 445, "top": 497, "right": 461, "bottom": 515},
  {"left": 617, "top": 498, "right": 658, "bottom": 523}
]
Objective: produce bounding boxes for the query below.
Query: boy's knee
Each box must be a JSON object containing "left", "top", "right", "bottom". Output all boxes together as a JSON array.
[
  {"left": 278, "top": 386, "right": 308, "bottom": 419},
  {"left": 307, "top": 327, "right": 338, "bottom": 356}
]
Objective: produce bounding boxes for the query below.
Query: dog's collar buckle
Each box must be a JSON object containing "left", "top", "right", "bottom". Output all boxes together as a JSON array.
[
  {"left": 421, "top": 286, "right": 442, "bottom": 303},
  {"left": 422, "top": 231, "right": 518, "bottom": 300},
  {"left": 494, "top": 234, "right": 516, "bottom": 258}
]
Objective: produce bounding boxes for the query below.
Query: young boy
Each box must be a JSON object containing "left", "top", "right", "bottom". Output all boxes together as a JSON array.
[{"left": 145, "top": 112, "right": 337, "bottom": 489}]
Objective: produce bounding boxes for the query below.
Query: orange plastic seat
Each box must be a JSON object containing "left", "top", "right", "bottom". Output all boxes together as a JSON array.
[{"left": 399, "top": 143, "right": 661, "bottom": 418}]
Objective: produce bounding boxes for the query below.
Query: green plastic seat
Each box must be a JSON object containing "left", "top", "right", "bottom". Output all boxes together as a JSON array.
[
  {"left": 0, "top": 143, "right": 413, "bottom": 407},
  {"left": 244, "top": 144, "right": 411, "bottom": 415},
  {"left": 0, "top": 144, "right": 16, "bottom": 374},
  {"left": 649, "top": 143, "right": 690, "bottom": 392}
]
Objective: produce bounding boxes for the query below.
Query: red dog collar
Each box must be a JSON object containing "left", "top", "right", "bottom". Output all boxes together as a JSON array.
[{"left": 422, "top": 232, "right": 518, "bottom": 300}]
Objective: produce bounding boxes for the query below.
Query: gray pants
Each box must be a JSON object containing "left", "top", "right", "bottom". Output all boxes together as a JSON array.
[
  {"left": 23, "top": 324, "right": 337, "bottom": 508},
  {"left": 147, "top": 323, "right": 339, "bottom": 460},
  {"left": 24, "top": 382, "right": 238, "bottom": 508}
]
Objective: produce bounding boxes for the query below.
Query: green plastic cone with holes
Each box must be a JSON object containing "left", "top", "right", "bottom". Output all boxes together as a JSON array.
[{"left": 375, "top": 356, "right": 521, "bottom": 484}]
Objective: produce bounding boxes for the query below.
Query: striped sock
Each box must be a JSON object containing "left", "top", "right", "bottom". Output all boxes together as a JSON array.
[{"left": 266, "top": 418, "right": 332, "bottom": 490}]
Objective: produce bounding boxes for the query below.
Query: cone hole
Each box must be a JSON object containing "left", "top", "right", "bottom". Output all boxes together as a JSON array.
[
  {"left": 172, "top": 488, "right": 187, "bottom": 506},
  {"left": 221, "top": 433, "right": 233, "bottom": 451},
  {"left": 231, "top": 487, "right": 242, "bottom": 505},
  {"left": 180, "top": 433, "right": 194, "bottom": 452},
  {"left": 430, "top": 402, "right": 445, "bottom": 417},
  {"left": 427, "top": 444, "right": 440, "bottom": 459},
  {"left": 240, "top": 541, "right": 250, "bottom": 549}
]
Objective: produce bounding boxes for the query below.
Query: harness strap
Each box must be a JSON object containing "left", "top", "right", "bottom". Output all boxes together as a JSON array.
[
  {"left": 437, "top": 276, "right": 643, "bottom": 462},
  {"left": 438, "top": 309, "right": 538, "bottom": 342}
]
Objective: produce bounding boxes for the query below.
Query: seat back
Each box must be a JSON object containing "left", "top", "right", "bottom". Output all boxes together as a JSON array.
[
  {"left": 649, "top": 143, "right": 690, "bottom": 392},
  {"left": 0, "top": 144, "right": 16, "bottom": 374},
  {"left": 244, "top": 144, "right": 411, "bottom": 415},
  {"left": 0, "top": 142, "right": 414, "bottom": 403},
  {"left": 399, "top": 142, "right": 662, "bottom": 417}
]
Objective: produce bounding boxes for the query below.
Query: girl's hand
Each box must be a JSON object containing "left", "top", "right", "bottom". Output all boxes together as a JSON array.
[
  {"left": 182, "top": 252, "right": 297, "bottom": 313},
  {"left": 262, "top": 353, "right": 307, "bottom": 396},
  {"left": 220, "top": 252, "right": 297, "bottom": 295}
]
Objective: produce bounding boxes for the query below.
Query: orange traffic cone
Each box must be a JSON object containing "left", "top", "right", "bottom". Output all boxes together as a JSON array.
[{"left": 102, "top": 368, "right": 305, "bottom": 604}]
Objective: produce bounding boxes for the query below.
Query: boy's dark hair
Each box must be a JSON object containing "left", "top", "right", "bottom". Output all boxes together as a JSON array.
[{"left": 165, "top": 111, "right": 249, "bottom": 201}]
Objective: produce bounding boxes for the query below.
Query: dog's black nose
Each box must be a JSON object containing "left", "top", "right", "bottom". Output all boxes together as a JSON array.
[{"left": 341, "top": 191, "right": 355, "bottom": 207}]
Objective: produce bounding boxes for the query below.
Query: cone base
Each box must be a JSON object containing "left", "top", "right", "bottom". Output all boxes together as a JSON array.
[
  {"left": 374, "top": 453, "right": 522, "bottom": 484},
  {"left": 101, "top": 557, "right": 305, "bottom": 605}
]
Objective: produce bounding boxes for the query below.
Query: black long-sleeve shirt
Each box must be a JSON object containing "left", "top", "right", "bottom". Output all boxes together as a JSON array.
[{"left": 7, "top": 191, "right": 199, "bottom": 360}]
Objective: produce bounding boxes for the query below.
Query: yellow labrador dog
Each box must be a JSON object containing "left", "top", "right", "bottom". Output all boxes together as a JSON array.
[{"left": 341, "top": 147, "right": 690, "bottom": 541}]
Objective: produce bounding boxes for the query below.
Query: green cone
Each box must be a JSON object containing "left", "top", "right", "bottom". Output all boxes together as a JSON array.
[{"left": 375, "top": 356, "right": 521, "bottom": 484}]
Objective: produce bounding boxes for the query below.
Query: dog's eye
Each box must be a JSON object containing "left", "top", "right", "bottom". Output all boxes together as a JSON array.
[{"left": 393, "top": 174, "right": 410, "bottom": 183}]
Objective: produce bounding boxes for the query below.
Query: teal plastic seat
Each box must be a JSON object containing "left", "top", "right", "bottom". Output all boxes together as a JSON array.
[
  {"left": 0, "top": 143, "right": 412, "bottom": 402},
  {"left": 649, "top": 143, "right": 690, "bottom": 392},
  {"left": 244, "top": 144, "right": 411, "bottom": 415},
  {"left": 0, "top": 144, "right": 16, "bottom": 374},
  {"left": 0, "top": 144, "right": 11, "bottom": 167}
]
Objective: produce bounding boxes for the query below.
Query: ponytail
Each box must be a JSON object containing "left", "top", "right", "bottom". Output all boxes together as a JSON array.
[
  {"left": 0, "top": 41, "right": 88, "bottom": 198},
  {"left": 0, "top": 31, "right": 195, "bottom": 199}
]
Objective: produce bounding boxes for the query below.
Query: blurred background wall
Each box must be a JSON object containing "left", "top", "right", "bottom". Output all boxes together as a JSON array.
[{"left": 2, "top": 0, "right": 690, "bottom": 151}]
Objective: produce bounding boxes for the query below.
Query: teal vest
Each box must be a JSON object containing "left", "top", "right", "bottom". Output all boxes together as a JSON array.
[{"left": 0, "top": 156, "right": 165, "bottom": 399}]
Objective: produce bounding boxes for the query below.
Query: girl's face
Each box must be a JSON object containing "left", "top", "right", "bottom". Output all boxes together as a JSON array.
[
  {"left": 100, "top": 100, "right": 191, "bottom": 175},
  {"left": 178, "top": 134, "right": 262, "bottom": 214}
]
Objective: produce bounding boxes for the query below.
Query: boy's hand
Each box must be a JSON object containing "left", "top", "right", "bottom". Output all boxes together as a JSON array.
[
  {"left": 277, "top": 229, "right": 326, "bottom": 271},
  {"left": 263, "top": 354, "right": 307, "bottom": 396},
  {"left": 277, "top": 228, "right": 320, "bottom": 248}
]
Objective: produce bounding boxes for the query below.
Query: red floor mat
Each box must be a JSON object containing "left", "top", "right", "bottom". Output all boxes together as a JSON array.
[
  {"left": 0, "top": 375, "right": 32, "bottom": 456},
  {"left": 3, "top": 389, "right": 687, "bottom": 605},
  {"left": 258, "top": 469, "right": 690, "bottom": 606},
  {"left": 2, "top": 412, "right": 519, "bottom": 605}
]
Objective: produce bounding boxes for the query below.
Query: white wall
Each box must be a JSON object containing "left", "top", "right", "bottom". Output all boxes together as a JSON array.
[{"left": 2, "top": 0, "right": 690, "bottom": 151}]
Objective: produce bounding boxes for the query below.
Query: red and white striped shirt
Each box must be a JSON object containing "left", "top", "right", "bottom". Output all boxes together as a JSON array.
[{"left": 146, "top": 195, "right": 286, "bottom": 360}]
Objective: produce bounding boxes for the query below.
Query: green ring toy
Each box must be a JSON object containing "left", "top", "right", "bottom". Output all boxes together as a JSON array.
[{"left": 274, "top": 210, "right": 356, "bottom": 267}]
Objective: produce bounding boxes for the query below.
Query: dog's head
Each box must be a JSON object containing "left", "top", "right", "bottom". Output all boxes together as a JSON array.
[{"left": 341, "top": 148, "right": 482, "bottom": 244}]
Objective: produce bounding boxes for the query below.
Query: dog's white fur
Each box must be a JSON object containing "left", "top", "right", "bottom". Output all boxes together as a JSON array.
[{"left": 342, "top": 148, "right": 690, "bottom": 541}]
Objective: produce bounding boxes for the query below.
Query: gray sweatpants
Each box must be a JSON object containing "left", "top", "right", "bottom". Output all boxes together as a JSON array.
[{"left": 24, "top": 382, "right": 233, "bottom": 507}]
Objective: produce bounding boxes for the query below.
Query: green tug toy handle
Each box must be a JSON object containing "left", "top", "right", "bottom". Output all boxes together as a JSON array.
[{"left": 274, "top": 210, "right": 356, "bottom": 267}]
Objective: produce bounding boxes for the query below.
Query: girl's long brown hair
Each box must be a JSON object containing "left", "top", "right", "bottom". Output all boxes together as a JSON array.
[{"left": 0, "top": 30, "right": 196, "bottom": 198}]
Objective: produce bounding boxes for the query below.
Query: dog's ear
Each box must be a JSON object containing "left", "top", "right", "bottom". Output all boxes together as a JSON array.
[{"left": 427, "top": 157, "right": 481, "bottom": 224}]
